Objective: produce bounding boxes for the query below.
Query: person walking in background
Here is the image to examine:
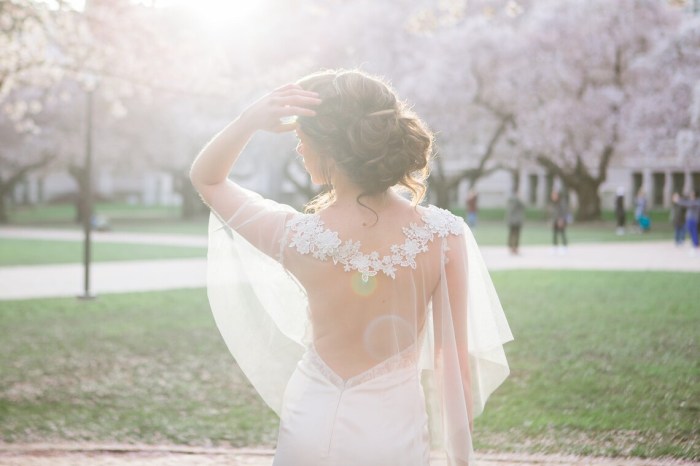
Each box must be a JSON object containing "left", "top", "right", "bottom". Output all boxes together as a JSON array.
[
  {"left": 466, "top": 189, "right": 479, "bottom": 228},
  {"left": 674, "top": 189, "right": 700, "bottom": 256},
  {"left": 506, "top": 191, "right": 525, "bottom": 255},
  {"left": 550, "top": 189, "right": 569, "bottom": 255},
  {"left": 670, "top": 192, "right": 687, "bottom": 247},
  {"left": 615, "top": 187, "right": 626, "bottom": 235},
  {"left": 634, "top": 188, "right": 650, "bottom": 233}
]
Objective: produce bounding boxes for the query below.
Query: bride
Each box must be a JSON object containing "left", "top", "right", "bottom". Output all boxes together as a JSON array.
[{"left": 189, "top": 69, "right": 513, "bottom": 466}]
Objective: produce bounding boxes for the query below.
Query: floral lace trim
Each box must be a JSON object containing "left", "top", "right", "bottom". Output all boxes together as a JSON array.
[
  {"left": 307, "top": 344, "right": 418, "bottom": 389},
  {"left": 285, "top": 205, "right": 464, "bottom": 282}
]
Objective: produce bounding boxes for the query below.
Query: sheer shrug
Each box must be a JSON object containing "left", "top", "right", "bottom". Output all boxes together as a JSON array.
[{"left": 202, "top": 180, "right": 513, "bottom": 465}]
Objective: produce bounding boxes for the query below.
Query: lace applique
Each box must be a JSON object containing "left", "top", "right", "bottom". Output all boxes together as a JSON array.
[
  {"left": 307, "top": 343, "right": 419, "bottom": 389},
  {"left": 286, "top": 205, "right": 464, "bottom": 282}
]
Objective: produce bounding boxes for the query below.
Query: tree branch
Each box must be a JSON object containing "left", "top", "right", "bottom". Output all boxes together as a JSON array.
[{"left": 0, "top": 153, "right": 56, "bottom": 196}]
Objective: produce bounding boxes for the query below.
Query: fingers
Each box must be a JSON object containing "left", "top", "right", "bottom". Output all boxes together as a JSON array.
[
  {"left": 247, "top": 84, "right": 321, "bottom": 133},
  {"left": 273, "top": 84, "right": 320, "bottom": 101},
  {"left": 277, "top": 88, "right": 320, "bottom": 99},
  {"left": 273, "top": 121, "right": 299, "bottom": 133},
  {"left": 273, "top": 83, "right": 300, "bottom": 92},
  {"left": 269, "top": 91, "right": 321, "bottom": 119},
  {"left": 276, "top": 105, "right": 318, "bottom": 117},
  {"left": 272, "top": 94, "right": 322, "bottom": 109}
]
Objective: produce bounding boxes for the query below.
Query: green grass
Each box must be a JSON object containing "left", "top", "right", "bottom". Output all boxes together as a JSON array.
[
  {"left": 470, "top": 220, "right": 673, "bottom": 246},
  {"left": 0, "top": 271, "right": 698, "bottom": 460},
  {"left": 5, "top": 202, "right": 676, "bottom": 251},
  {"left": 0, "top": 289, "right": 278, "bottom": 446},
  {"left": 107, "top": 219, "right": 208, "bottom": 235},
  {"left": 0, "top": 239, "right": 206, "bottom": 266},
  {"left": 9, "top": 202, "right": 181, "bottom": 225},
  {"left": 0, "top": 219, "right": 670, "bottom": 267},
  {"left": 475, "top": 270, "right": 699, "bottom": 459},
  {"left": 7, "top": 202, "right": 207, "bottom": 235}
]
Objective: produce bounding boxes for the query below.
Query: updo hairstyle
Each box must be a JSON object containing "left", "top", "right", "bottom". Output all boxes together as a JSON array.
[{"left": 296, "top": 70, "right": 433, "bottom": 213}]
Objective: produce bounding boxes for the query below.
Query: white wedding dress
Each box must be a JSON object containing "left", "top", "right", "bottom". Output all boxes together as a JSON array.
[{"left": 203, "top": 181, "right": 513, "bottom": 466}]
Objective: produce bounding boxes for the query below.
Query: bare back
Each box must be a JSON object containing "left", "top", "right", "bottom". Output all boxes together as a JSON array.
[{"left": 283, "top": 200, "right": 451, "bottom": 379}]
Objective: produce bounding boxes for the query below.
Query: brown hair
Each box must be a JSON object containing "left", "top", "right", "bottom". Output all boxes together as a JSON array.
[{"left": 296, "top": 69, "right": 433, "bottom": 214}]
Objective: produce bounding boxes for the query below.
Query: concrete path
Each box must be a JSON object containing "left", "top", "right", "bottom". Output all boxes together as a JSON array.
[
  {"left": 1, "top": 227, "right": 698, "bottom": 300},
  {"left": 0, "top": 226, "right": 208, "bottom": 247},
  {"left": 482, "top": 241, "right": 700, "bottom": 272},
  {"left": 1, "top": 444, "right": 696, "bottom": 466},
  {"left": 0, "top": 258, "right": 207, "bottom": 300}
]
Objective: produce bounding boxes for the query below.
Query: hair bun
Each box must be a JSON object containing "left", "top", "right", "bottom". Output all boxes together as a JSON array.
[{"left": 297, "top": 70, "right": 433, "bottom": 209}]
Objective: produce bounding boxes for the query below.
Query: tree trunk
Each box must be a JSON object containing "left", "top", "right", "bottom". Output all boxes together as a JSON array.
[
  {"left": 0, "top": 154, "right": 55, "bottom": 224},
  {"left": 171, "top": 170, "right": 208, "bottom": 219},
  {"left": 0, "top": 193, "right": 8, "bottom": 224},
  {"left": 537, "top": 154, "right": 607, "bottom": 222},
  {"left": 67, "top": 163, "right": 87, "bottom": 223},
  {"left": 431, "top": 181, "right": 451, "bottom": 209},
  {"left": 181, "top": 181, "right": 203, "bottom": 219},
  {"left": 429, "top": 156, "right": 451, "bottom": 208},
  {"left": 574, "top": 180, "right": 602, "bottom": 221}
]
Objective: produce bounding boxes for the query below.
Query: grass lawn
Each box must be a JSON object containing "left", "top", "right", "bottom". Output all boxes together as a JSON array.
[
  {"left": 0, "top": 238, "right": 206, "bottom": 266},
  {"left": 0, "top": 289, "right": 278, "bottom": 447},
  {"left": 8, "top": 202, "right": 181, "bottom": 225},
  {"left": 0, "top": 271, "right": 697, "bottom": 460},
  {"left": 476, "top": 271, "right": 699, "bottom": 459},
  {"left": 470, "top": 220, "right": 672, "bottom": 246},
  {"left": 5, "top": 202, "right": 677, "bottom": 247},
  {"left": 0, "top": 219, "right": 672, "bottom": 267}
]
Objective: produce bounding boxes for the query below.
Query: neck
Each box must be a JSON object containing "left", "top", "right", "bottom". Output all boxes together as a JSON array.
[
  {"left": 328, "top": 176, "right": 404, "bottom": 223},
  {"left": 332, "top": 177, "right": 390, "bottom": 208}
]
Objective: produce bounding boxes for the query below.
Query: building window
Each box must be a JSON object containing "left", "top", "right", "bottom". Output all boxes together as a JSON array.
[
  {"left": 672, "top": 172, "right": 685, "bottom": 195},
  {"left": 545, "top": 172, "right": 554, "bottom": 198},
  {"left": 632, "top": 172, "right": 643, "bottom": 197}
]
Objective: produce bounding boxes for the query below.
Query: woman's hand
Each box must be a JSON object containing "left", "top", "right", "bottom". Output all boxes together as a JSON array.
[{"left": 240, "top": 83, "right": 321, "bottom": 133}]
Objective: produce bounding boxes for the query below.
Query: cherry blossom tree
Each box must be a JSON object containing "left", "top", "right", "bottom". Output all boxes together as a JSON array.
[
  {"left": 626, "top": 14, "right": 700, "bottom": 179},
  {"left": 510, "top": 0, "right": 683, "bottom": 220}
]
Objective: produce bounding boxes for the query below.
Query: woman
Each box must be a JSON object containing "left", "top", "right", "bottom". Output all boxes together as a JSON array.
[
  {"left": 614, "top": 187, "right": 626, "bottom": 235},
  {"left": 635, "top": 188, "right": 650, "bottom": 232},
  {"left": 674, "top": 190, "right": 700, "bottom": 256},
  {"left": 670, "top": 192, "right": 686, "bottom": 246},
  {"left": 550, "top": 189, "right": 568, "bottom": 254},
  {"left": 506, "top": 190, "right": 525, "bottom": 255},
  {"left": 190, "top": 70, "right": 512, "bottom": 465}
]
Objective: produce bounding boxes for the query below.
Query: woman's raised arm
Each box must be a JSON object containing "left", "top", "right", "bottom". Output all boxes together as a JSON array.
[
  {"left": 189, "top": 84, "right": 320, "bottom": 186},
  {"left": 189, "top": 84, "right": 320, "bottom": 257}
]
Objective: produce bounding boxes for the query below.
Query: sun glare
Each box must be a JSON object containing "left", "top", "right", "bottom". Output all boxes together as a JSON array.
[{"left": 168, "top": 0, "right": 267, "bottom": 37}]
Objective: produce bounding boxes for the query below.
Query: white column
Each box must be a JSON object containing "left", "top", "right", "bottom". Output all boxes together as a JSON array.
[
  {"left": 642, "top": 168, "right": 653, "bottom": 195},
  {"left": 663, "top": 169, "right": 672, "bottom": 207}
]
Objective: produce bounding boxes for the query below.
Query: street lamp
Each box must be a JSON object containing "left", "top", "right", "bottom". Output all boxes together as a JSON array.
[{"left": 78, "top": 73, "right": 98, "bottom": 300}]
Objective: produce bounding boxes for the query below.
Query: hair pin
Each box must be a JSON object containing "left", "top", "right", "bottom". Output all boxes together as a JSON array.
[{"left": 366, "top": 109, "right": 395, "bottom": 117}]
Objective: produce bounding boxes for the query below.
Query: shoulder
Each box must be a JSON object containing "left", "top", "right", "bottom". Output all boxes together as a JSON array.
[
  {"left": 286, "top": 211, "right": 317, "bottom": 229},
  {"left": 419, "top": 204, "right": 465, "bottom": 237}
]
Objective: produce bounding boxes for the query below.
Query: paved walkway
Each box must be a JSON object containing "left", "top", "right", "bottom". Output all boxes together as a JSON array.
[
  {"left": 0, "top": 227, "right": 698, "bottom": 300},
  {"left": 0, "top": 444, "right": 696, "bottom": 466}
]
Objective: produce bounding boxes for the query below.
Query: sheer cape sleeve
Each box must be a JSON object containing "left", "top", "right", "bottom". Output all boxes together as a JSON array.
[
  {"left": 421, "top": 218, "right": 514, "bottom": 465},
  {"left": 205, "top": 199, "right": 513, "bottom": 463},
  {"left": 205, "top": 187, "right": 311, "bottom": 413}
]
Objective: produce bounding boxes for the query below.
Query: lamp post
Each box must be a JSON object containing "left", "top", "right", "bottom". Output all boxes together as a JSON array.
[{"left": 78, "top": 74, "right": 98, "bottom": 300}]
